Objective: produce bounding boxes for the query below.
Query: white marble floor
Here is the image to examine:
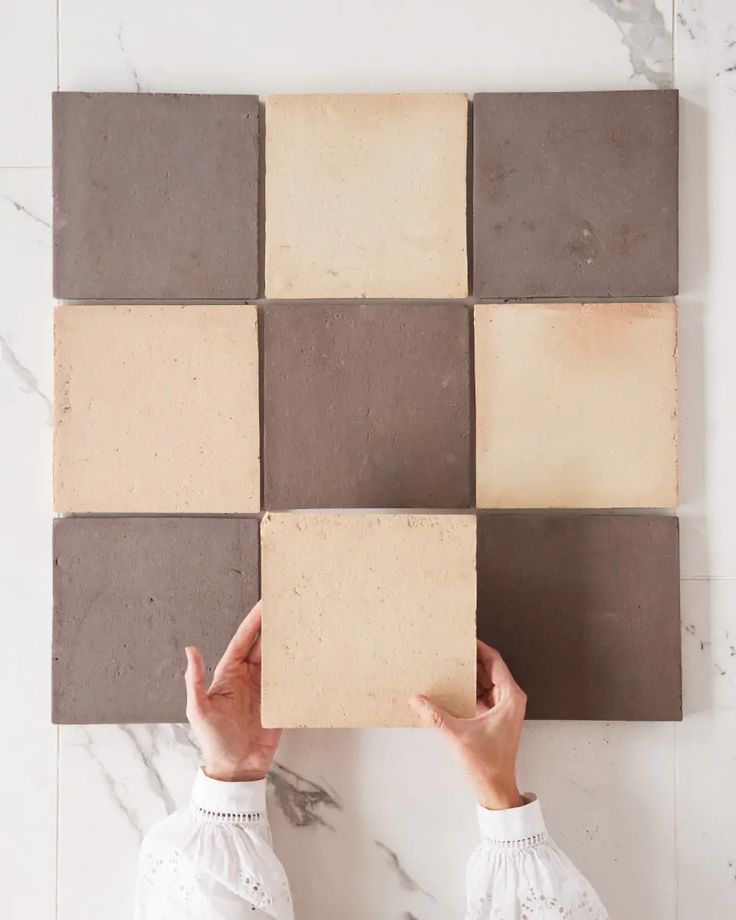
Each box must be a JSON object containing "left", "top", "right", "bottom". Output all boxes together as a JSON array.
[{"left": 1, "top": 1, "right": 734, "bottom": 918}]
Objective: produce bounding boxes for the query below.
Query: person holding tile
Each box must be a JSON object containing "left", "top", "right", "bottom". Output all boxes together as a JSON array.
[{"left": 135, "top": 602, "right": 608, "bottom": 920}]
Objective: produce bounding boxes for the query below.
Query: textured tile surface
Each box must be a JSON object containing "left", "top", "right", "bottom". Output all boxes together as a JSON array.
[
  {"left": 473, "top": 90, "right": 678, "bottom": 298},
  {"left": 475, "top": 302, "right": 678, "bottom": 509},
  {"left": 477, "top": 514, "right": 682, "bottom": 720},
  {"left": 265, "top": 94, "right": 468, "bottom": 298},
  {"left": 54, "top": 304, "right": 260, "bottom": 513},
  {"left": 53, "top": 517, "right": 259, "bottom": 723},
  {"left": 53, "top": 92, "right": 259, "bottom": 298},
  {"left": 261, "top": 512, "right": 476, "bottom": 727},
  {"left": 263, "top": 303, "right": 471, "bottom": 509}
]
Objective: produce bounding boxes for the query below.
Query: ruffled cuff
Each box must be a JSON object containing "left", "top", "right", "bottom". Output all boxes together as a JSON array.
[
  {"left": 476, "top": 793, "right": 547, "bottom": 844},
  {"left": 192, "top": 768, "right": 268, "bottom": 819}
]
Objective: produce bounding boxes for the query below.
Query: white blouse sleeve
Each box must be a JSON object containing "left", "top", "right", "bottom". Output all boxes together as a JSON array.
[
  {"left": 466, "top": 795, "right": 609, "bottom": 920},
  {"left": 135, "top": 768, "right": 293, "bottom": 920}
]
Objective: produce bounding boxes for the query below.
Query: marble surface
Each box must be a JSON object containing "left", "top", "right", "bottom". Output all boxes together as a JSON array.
[{"left": 1, "top": 1, "right": 735, "bottom": 918}]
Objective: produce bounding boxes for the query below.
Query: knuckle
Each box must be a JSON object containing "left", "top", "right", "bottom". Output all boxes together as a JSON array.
[{"left": 430, "top": 709, "right": 444, "bottom": 729}]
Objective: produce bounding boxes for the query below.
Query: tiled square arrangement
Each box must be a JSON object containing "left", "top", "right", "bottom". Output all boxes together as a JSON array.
[
  {"left": 53, "top": 92, "right": 259, "bottom": 299},
  {"left": 51, "top": 89, "right": 682, "bottom": 727},
  {"left": 53, "top": 516, "right": 260, "bottom": 723},
  {"left": 261, "top": 512, "right": 477, "bottom": 727}
]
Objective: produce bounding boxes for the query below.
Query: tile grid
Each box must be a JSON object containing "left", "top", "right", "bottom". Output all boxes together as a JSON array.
[{"left": 51, "top": 90, "right": 681, "bottom": 727}]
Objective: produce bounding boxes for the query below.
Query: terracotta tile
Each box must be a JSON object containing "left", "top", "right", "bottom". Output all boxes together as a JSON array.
[
  {"left": 473, "top": 90, "right": 678, "bottom": 298},
  {"left": 263, "top": 303, "right": 471, "bottom": 509},
  {"left": 475, "top": 302, "right": 678, "bottom": 508},
  {"left": 54, "top": 304, "right": 260, "bottom": 513},
  {"left": 265, "top": 94, "right": 468, "bottom": 298},
  {"left": 52, "top": 517, "right": 259, "bottom": 723},
  {"left": 477, "top": 514, "right": 682, "bottom": 721},
  {"left": 261, "top": 512, "right": 476, "bottom": 727},
  {"left": 53, "top": 92, "right": 259, "bottom": 299}
]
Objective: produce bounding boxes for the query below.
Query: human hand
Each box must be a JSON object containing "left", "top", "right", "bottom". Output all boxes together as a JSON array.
[
  {"left": 184, "top": 599, "right": 281, "bottom": 783},
  {"left": 409, "top": 641, "right": 526, "bottom": 810}
]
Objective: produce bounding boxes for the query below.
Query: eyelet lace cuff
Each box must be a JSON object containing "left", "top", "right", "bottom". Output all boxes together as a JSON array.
[
  {"left": 477, "top": 793, "right": 547, "bottom": 846},
  {"left": 192, "top": 767, "right": 267, "bottom": 818}
]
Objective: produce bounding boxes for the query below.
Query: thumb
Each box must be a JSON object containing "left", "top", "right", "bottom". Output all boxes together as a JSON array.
[
  {"left": 184, "top": 646, "right": 208, "bottom": 717},
  {"left": 409, "top": 695, "right": 458, "bottom": 737}
]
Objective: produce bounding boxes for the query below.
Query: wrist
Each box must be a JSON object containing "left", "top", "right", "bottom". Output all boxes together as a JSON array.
[
  {"left": 204, "top": 762, "right": 268, "bottom": 783},
  {"left": 473, "top": 775, "right": 524, "bottom": 811}
]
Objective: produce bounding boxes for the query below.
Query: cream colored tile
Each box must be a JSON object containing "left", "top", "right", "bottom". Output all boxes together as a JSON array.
[
  {"left": 265, "top": 94, "right": 468, "bottom": 299},
  {"left": 261, "top": 512, "right": 476, "bottom": 727},
  {"left": 475, "top": 302, "right": 678, "bottom": 508},
  {"left": 53, "top": 304, "right": 260, "bottom": 513}
]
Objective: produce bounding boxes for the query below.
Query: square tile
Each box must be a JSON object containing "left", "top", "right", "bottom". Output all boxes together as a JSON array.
[
  {"left": 54, "top": 304, "right": 260, "bottom": 513},
  {"left": 473, "top": 90, "right": 678, "bottom": 298},
  {"left": 261, "top": 512, "right": 476, "bottom": 727},
  {"left": 475, "top": 302, "right": 678, "bottom": 509},
  {"left": 263, "top": 303, "right": 471, "bottom": 509},
  {"left": 265, "top": 94, "right": 468, "bottom": 298},
  {"left": 53, "top": 517, "right": 259, "bottom": 723},
  {"left": 53, "top": 92, "right": 259, "bottom": 299},
  {"left": 476, "top": 514, "right": 682, "bottom": 720}
]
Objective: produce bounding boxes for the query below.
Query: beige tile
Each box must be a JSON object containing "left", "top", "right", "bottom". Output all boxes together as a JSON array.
[
  {"left": 475, "top": 302, "right": 678, "bottom": 508},
  {"left": 54, "top": 304, "right": 259, "bottom": 513},
  {"left": 265, "top": 94, "right": 468, "bottom": 299},
  {"left": 261, "top": 512, "right": 476, "bottom": 727}
]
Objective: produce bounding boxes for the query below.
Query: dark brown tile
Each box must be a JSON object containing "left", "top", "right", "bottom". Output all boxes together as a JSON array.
[
  {"left": 53, "top": 92, "right": 259, "bottom": 299},
  {"left": 473, "top": 90, "right": 678, "bottom": 298},
  {"left": 263, "top": 303, "right": 472, "bottom": 509},
  {"left": 52, "top": 517, "right": 259, "bottom": 723},
  {"left": 477, "top": 514, "right": 681, "bottom": 720}
]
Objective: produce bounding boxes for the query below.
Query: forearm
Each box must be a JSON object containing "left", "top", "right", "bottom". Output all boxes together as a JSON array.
[
  {"left": 466, "top": 794, "right": 608, "bottom": 920},
  {"left": 135, "top": 769, "right": 293, "bottom": 920}
]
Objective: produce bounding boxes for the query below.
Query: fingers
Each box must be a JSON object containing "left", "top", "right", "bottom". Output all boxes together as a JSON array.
[
  {"left": 248, "top": 634, "right": 262, "bottom": 665},
  {"left": 184, "top": 646, "right": 208, "bottom": 719},
  {"left": 476, "top": 641, "right": 527, "bottom": 712},
  {"left": 408, "top": 695, "right": 459, "bottom": 737},
  {"left": 218, "top": 600, "right": 263, "bottom": 670},
  {"left": 477, "top": 641, "right": 521, "bottom": 692}
]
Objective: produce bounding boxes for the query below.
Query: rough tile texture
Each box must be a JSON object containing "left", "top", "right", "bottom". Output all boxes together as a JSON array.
[
  {"left": 475, "top": 302, "right": 678, "bottom": 508},
  {"left": 477, "top": 514, "right": 682, "bottom": 721},
  {"left": 263, "top": 303, "right": 471, "bottom": 509},
  {"left": 54, "top": 304, "right": 260, "bottom": 513},
  {"left": 473, "top": 90, "right": 678, "bottom": 298},
  {"left": 261, "top": 513, "right": 476, "bottom": 727},
  {"left": 53, "top": 517, "right": 259, "bottom": 724},
  {"left": 265, "top": 94, "right": 468, "bottom": 298},
  {"left": 53, "top": 92, "right": 259, "bottom": 299}
]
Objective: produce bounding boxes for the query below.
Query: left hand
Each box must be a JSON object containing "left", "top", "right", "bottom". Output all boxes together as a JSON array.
[{"left": 184, "top": 600, "right": 281, "bottom": 782}]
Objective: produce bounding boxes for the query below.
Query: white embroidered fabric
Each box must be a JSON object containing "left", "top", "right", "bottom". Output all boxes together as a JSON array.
[
  {"left": 134, "top": 770, "right": 293, "bottom": 920},
  {"left": 135, "top": 773, "right": 607, "bottom": 920},
  {"left": 467, "top": 797, "right": 609, "bottom": 920}
]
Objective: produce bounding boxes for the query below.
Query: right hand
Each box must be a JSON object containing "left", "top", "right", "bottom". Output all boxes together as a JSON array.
[{"left": 409, "top": 641, "right": 526, "bottom": 810}]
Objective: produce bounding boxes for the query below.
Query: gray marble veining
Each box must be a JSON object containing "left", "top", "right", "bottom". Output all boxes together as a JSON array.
[{"left": 590, "top": 0, "right": 673, "bottom": 86}]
